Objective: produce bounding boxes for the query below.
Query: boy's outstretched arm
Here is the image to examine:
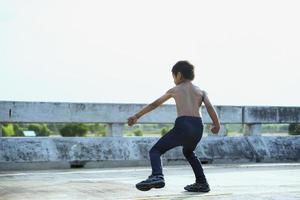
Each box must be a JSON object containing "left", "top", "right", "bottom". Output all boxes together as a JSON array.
[
  {"left": 127, "top": 89, "right": 173, "bottom": 126},
  {"left": 202, "top": 91, "right": 220, "bottom": 134}
]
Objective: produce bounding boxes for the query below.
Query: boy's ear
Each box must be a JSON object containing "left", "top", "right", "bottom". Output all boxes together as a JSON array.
[{"left": 177, "top": 72, "right": 183, "bottom": 80}]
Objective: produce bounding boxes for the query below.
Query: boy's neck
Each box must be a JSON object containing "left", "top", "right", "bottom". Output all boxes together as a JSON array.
[{"left": 178, "top": 79, "right": 191, "bottom": 85}]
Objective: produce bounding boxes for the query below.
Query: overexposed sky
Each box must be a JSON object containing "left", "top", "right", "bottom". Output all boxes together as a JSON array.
[{"left": 0, "top": 0, "right": 299, "bottom": 106}]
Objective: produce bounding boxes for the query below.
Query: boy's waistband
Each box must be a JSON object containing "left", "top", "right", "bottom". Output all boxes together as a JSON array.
[{"left": 175, "top": 115, "right": 202, "bottom": 122}]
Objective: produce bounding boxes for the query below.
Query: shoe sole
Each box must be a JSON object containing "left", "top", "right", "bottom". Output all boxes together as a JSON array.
[
  {"left": 184, "top": 188, "right": 210, "bottom": 193},
  {"left": 136, "top": 181, "right": 165, "bottom": 191}
]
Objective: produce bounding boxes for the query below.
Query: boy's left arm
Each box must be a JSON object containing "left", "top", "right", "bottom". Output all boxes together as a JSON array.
[{"left": 127, "top": 88, "right": 174, "bottom": 126}]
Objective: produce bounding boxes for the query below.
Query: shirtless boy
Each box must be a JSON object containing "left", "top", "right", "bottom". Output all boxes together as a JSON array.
[{"left": 127, "top": 61, "right": 220, "bottom": 192}]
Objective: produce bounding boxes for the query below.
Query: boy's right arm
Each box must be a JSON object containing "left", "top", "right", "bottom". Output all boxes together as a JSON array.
[
  {"left": 127, "top": 88, "right": 174, "bottom": 126},
  {"left": 202, "top": 91, "right": 220, "bottom": 134}
]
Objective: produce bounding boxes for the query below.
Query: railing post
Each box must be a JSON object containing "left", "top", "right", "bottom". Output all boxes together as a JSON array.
[
  {"left": 107, "top": 123, "right": 124, "bottom": 137},
  {"left": 0, "top": 123, "right": 2, "bottom": 137},
  {"left": 244, "top": 123, "right": 262, "bottom": 136}
]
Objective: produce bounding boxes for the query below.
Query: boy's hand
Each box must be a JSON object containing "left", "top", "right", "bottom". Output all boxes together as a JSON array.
[
  {"left": 211, "top": 124, "right": 220, "bottom": 134},
  {"left": 127, "top": 115, "right": 138, "bottom": 126}
]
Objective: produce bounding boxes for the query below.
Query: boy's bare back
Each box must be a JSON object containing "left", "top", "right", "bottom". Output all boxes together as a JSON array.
[{"left": 168, "top": 81, "right": 205, "bottom": 117}]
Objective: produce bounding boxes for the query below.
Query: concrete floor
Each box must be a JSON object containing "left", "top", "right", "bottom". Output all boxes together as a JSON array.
[{"left": 0, "top": 163, "right": 300, "bottom": 200}]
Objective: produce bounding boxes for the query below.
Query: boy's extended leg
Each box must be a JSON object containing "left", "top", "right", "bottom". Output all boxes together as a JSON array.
[
  {"left": 136, "top": 128, "right": 182, "bottom": 191},
  {"left": 149, "top": 128, "right": 183, "bottom": 176}
]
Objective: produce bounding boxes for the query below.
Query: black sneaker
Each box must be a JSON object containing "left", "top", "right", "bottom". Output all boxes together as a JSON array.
[
  {"left": 184, "top": 182, "right": 210, "bottom": 192},
  {"left": 136, "top": 175, "right": 165, "bottom": 191}
]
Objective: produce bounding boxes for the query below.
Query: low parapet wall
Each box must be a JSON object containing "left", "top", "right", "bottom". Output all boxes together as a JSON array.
[
  {"left": 1, "top": 101, "right": 300, "bottom": 137},
  {"left": 1, "top": 136, "right": 299, "bottom": 170}
]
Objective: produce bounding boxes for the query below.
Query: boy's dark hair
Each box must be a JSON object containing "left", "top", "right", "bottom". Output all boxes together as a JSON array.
[{"left": 171, "top": 60, "right": 195, "bottom": 80}]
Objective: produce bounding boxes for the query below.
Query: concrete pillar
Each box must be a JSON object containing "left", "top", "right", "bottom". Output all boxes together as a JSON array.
[
  {"left": 208, "top": 124, "right": 227, "bottom": 136},
  {"left": 244, "top": 124, "right": 262, "bottom": 136},
  {"left": 107, "top": 123, "right": 124, "bottom": 137},
  {"left": 0, "top": 123, "right": 2, "bottom": 137}
]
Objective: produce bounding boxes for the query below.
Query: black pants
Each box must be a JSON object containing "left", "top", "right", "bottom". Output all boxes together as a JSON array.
[{"left": 149, "top": 116, "right": 207, "bottom": 183}]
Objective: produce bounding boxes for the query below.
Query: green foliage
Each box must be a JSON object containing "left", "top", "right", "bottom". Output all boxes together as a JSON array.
[
  {"left": 262, "top": 124, "right": 289, "bottom": 133},
  {"left": 161, "top": 126, "right": 171, "bottom": 136},
  {"left": 13, "top": 124, "right": 25, "bottom": 136},
  {"left": 133, "top": 129, "right": 143, "bottom": 136},
  {"left": 288, "top": 123, "right": 300, "bottom": 135},
  {"left": 125, "top": 132, "right": 133, "bottom": 137},
  {"left": 60, "top": 123, "right": 88, "bottom": 137},
  {"left": 2, "top": 123, "right": 27, "bottom": 137},
  {"left": 88, "top": 123, "right": 106, "bottom": 136},
  {"left": 226, "top": 124, "right": 243, "bottom": 133},
  {"left": 2, "top": 124, "right": 15, "bottom": 136},
  {"left": 2, "top": 123, "right": 107, "bottom": 137},
  {"left": 28, "top": 124, "right": 51, "bottom": 136},
  {"left": 47, "top": 123, "right": 65, "bottom": 135}
]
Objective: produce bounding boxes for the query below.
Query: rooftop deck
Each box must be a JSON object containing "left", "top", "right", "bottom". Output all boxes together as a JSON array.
[{"left": 1, "top": 163, "right": 299, "bottom": 200}]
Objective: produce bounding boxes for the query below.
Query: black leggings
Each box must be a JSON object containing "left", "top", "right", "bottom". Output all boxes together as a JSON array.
[{"left": 149, "top": 116, "right": 207, "bottom": 183}]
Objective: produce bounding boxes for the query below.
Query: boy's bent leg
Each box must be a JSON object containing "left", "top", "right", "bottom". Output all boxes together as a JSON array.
[
  {"left": 149, "top": 128, "right": 182, "bottom": 176},
  {"left": 182, "top": 146, "right": 207, "bottom": 184},
  {"left": 182, "top": 146, "right": 210, "bottom": 192}
]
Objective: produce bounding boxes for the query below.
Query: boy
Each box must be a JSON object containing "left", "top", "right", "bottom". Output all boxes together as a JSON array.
[{"left": 127, "top": 61, "right": 220, "bottom": 192}]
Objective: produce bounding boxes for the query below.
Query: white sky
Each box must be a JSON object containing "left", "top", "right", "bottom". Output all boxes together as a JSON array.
[{"left": 0, "top": 0, "right": 299, "bottom": 106}]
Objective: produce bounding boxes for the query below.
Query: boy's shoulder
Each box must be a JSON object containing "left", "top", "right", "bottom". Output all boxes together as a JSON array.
[
  {"left": 166, "top": 84, "right": 207, "bottom": 96},
  {"left": 166, "top": 85, "right": 180, "bottom": 92},
  {"left": 166, "top": 84, "right": 204, "bottom": 93}
]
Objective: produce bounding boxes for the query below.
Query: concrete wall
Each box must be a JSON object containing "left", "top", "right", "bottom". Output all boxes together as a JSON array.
[
  {"left": 1, "top": 101, "right": 299, "bottom": 170},
  {"left": 1, "top": 136, "right": 300, "bottom": 170}
]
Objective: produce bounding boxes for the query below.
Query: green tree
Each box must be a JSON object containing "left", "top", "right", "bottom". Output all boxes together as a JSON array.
[
  {"left": 288, "top": 123, "right": 300, "bottom": 135},
  {"left": 161, "top": 126, "right": 171, "bottom": 136},
  {"left": 28, "top": 124, "right": 51, "bottom": 136},
  {"left": 88, "top": 123, "right": 106, "bottom": 136},
  {"left": 13, "top": 124, "right": 24, "bottom": 136},
  {"left": 133, "top": 129, "right": 143, "bottom": 136},
  {"left": 60, "top": 123, "right": 88, "bottom": 137},
  {"left": 2, "top": 124, "right": 14, "bottom": 136}
]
